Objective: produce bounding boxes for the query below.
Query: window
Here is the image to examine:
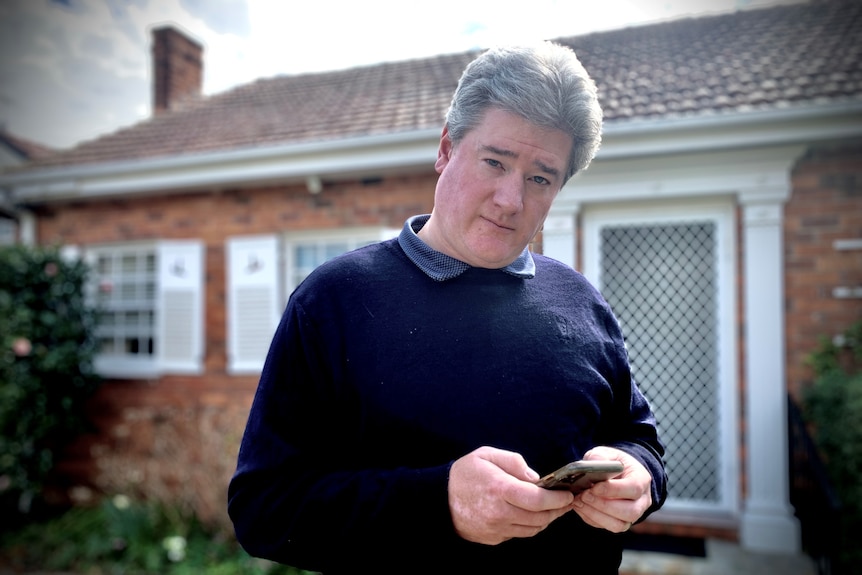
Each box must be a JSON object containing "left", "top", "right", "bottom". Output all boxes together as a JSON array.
[
  {"left": 0, "top": 218, "right": 16, "bottom": 245},
  {"left": 583, "top": 201, "right": 738, "bottom": 516},
  {"left": 87, "top": 240, "right": 204, "bottom": 378},
  {"left": 93, "top": 246, "right": 157, "bottom": 361},
  {"left": 226, "top": 228, "right": 398, "bottom": 373},
  {"left": 286, "top": 231, "right": 389, "bottom": 294}
]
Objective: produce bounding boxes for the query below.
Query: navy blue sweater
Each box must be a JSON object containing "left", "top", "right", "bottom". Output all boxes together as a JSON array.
[{"left": 228, "top": 237, "right": 666, "bottom": 574}]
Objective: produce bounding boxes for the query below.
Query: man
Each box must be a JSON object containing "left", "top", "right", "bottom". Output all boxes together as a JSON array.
[{"left": 228, "top": 41, "right": 666, "bottom": 574}]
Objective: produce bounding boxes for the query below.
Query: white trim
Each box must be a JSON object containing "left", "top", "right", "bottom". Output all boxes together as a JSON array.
[
  {"left": 2, "top": 102, "right": 859, "bottom": 205},
  {"left": 18, "top": 210, "right": 35, "bottom": 245},
  {"left": 739, "top": 195, "right": 802, "bottom": 553},
  {"left": 558, "top": 145, "right": 805, "bottom": 207},
  {"left": 541, "top": 211, "right": 578, "bottom": 268},
  {"left": 3, "top": 129, "right": 441, "bottom": 203},
  {"left": 834, "top": 238, "right": 862, "bottom": 251},
  {"left": 833, "top": 286, "right": 862, "bottom": 299},
  {"left": 599, "top": 100, "right": 862, "bottom": 159}
]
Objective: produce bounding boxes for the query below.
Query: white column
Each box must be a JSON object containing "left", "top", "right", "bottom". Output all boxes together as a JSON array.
[
  {"left": 739, "top": 196, "right": 801, "bottom": 553},
  {"left": 18, "top": 209, "right": 36, "bottom": 245},
  {"left": 543, "top": 207, "right": 579, "bottom": 269}
]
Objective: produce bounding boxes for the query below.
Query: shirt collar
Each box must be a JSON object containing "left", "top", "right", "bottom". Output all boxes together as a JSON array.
[{"left": 398, "top": 214, "right": 536, "bottom": 282}]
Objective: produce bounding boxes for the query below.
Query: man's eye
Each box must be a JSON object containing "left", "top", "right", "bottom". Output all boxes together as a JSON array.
[
  {"left": 532, "top": 175, "right": 550, "bottom": 185},
  {"left": 486, "top": 159, "right": 503, "bottom": 168}
]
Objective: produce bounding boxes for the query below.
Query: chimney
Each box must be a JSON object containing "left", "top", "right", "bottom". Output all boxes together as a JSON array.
[{"left": 151, "top": 26, "right": 203, "bottom": 114}]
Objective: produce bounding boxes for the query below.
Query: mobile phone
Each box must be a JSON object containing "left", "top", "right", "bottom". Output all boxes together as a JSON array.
[{"left": 536, "top": 460, "right": 624, "bottom": 493}]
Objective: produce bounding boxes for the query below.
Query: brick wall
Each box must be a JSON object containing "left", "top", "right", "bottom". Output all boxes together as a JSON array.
[
  {"left": 37, "top": 173, "right": 435, "bottom": 376},
  {"left": 43, "top": 173, "right": 436, "bottom": 526},
  {"left": 784, "top": 140, "right": 862, "bottom": 399}
]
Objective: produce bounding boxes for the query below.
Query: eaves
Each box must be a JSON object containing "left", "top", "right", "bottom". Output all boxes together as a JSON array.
[{"left": 2, "top": 100, "right": 860, "bottom": 206}]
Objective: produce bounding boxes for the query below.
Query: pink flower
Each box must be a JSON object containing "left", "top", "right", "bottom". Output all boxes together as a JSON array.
[
  {"left": 44, "top": 262, "right": 58, "bottom": 277},
  {"left": 12, "top": 337, "right": 32, "bottom": 357}
]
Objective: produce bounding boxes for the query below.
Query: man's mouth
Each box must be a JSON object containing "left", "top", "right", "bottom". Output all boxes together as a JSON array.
[{"left": 483, "top": 216, "right": 515, "bottom": 231}]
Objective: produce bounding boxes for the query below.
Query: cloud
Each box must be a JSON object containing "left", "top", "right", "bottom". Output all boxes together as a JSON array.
[
  {"left": 180, "top": 0, "right": 250, "bottom": 36},
  {"left": 0, "top": 0, "right": 152, "bottom": 148}
]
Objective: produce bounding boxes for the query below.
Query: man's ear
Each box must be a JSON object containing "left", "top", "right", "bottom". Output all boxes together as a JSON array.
[{"left": 434, "top": 125, "right": 453, "bottom": 174}]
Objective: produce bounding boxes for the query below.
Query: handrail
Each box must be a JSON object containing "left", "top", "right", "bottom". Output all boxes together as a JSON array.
[{"left": 787, "top": 394, "right": 842, "bottom": 575}]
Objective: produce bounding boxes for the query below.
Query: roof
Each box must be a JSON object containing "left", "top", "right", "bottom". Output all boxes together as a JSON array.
[
  {"left": 0, "top": 130, "right": 54, "bottom": 161},
  {"left": 17, "top": 0, "right": 862, "bottom": 171}
]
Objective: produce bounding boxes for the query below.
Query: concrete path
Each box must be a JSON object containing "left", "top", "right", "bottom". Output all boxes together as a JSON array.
[{"left": 621, "top": 538, "right": 818, "bottom": 575}]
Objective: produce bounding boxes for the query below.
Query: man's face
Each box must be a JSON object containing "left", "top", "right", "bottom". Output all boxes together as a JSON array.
[{"left": 420, "top": 107, "right": 572, "bottom": 269}]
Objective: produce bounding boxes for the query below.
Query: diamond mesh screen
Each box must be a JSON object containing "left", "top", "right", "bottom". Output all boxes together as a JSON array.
[{"left": 600, "top": 222, "right": 719, "bottom": 502}]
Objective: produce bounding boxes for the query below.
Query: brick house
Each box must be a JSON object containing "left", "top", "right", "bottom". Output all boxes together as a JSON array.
[{"left": 1, "top": 0, "right": 860, "bottom": 565}]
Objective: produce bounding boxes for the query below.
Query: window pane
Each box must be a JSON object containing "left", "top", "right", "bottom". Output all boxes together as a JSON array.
[
  {"left": 90, "top": 246, "right": 157, "bottom": 359},
  {"left": 121, "top": 254, "right": 137, "bottom": 273},
  {"left": 125, "top": 337, "right": 140, "bottom": 355},
  {"left": 296, "top": 245, "right": 316, "bottom": 268},
  {"left": 120, "top": 282, "right": 137, "bottom": 301},
  {"left": 97, "top": 256, "right": 112, "bottom": 275},
  {"left": 324, "top": 242, "right": 348, "bottom": 260},
  {"left": 99, "top": 337, "right": 115, "bottom": 354},
  {"left": 286, "top": 232, "right": 385, "bottom": 295}
]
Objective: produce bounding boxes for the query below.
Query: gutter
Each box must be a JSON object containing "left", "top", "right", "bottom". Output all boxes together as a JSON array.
[
  {"left": 1, "top": 100, "right": 860, "bottom": 205},
  {"left": 600, "top": 100, "right": 862, "bottom": 159},
  {"left": 1, "top": 128, "right": 443, "bottom": 204}
]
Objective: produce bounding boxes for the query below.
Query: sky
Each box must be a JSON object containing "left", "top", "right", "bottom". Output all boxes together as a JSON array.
[{"left": 0, "top": 0, "right": 803, "bottom": 150}]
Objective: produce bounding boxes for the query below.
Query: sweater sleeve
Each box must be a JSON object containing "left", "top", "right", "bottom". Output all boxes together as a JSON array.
[
  {"left": 606, "top": 376, "right": 668, "bottom": 522},
  {"left": 596, "top": 303, "right": 668, "bottom": 521},
  {"left": 227, "top": 298, "right": 457, "bottom": 571}
]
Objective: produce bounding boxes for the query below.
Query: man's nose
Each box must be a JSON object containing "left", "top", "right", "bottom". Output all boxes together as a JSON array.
[{"left": 493, "top": 174, "right": 525, "bottom": 213}]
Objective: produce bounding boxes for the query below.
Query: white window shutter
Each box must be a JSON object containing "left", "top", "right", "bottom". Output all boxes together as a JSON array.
[
  {"left": 227, "top": 235, "right": 280, "bottom": 374},
  {"left": 157, "top": 240, "right": 204, "bottom": 374}
]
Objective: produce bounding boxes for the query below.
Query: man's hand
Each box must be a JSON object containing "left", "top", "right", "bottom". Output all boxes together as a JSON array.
[
  {"left": 448, "top": 446, "right": 574, "bottom": 545},
  {"left": 571, "top": 446, "right": 653, "bottom": 533}
]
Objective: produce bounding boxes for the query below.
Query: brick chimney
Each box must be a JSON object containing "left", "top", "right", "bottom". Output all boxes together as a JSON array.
[{"left": 151, "top": 26, "right": 203, "bottom": 114}]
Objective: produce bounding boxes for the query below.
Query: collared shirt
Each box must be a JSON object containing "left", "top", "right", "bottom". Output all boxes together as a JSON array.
[{"left": 398, "top": 214, "right": 536, "bottom": 282}]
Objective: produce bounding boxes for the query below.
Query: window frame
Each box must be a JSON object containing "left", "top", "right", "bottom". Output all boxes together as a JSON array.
[{"left": 88, "top": 241, "right": 160, "bottom": 378}]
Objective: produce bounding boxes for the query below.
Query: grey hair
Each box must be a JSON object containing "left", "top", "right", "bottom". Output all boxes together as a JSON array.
[{"left": 445, "top": 42, "right": 603, "bottom": 181}]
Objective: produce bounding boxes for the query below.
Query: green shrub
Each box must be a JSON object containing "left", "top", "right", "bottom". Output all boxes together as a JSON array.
[
  {"left": 0, "top": 244, "right": 101, "bottom": 514},
  {"left": 0, "top": 495, "right": 315, "bottom": 574},
  {"left": 803, "top": 320, "right": 862, "bottom": 572}
]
